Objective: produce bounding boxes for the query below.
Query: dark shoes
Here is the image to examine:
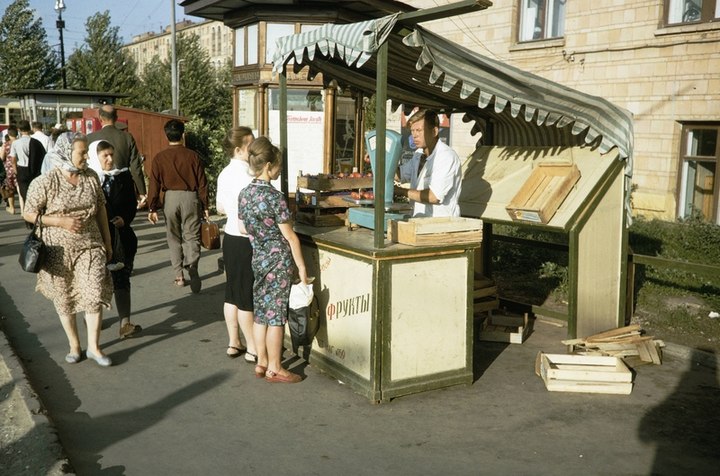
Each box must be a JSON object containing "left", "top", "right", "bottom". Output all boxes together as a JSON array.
[
  {"left": 187, "top": 267, "right": 201, "bottom": 293},
  {"left": 120, "top": 323, "right": 142, "bottom": 339}
]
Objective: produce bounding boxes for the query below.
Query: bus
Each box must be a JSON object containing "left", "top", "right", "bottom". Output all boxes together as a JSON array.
[{"left": 0, "top": 97, "right": 23, "bottom": 132}]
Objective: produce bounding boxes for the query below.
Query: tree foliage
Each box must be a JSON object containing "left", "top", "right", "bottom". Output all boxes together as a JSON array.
[
  {"left": 66, "top": 11, "right": 138, "bottom": 99},
  {"left": 0, "top": 0, "right": 59, "bottom": 92},
  {"left": 134, "top": 33, "right": 232, "bottom": 130}
]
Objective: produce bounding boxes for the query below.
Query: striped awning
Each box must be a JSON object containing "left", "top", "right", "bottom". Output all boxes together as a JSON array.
[{"left": 272, "top": 15, "right": 635, "bottom": 217}]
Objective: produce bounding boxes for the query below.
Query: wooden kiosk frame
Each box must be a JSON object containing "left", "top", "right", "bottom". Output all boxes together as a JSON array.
[{"left": 270, "top": 0, "right": 634, "bottom": 400}]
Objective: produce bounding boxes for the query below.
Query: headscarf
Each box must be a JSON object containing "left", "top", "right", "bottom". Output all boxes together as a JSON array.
[
  {"left": 44, "top": 131, "right": 87, "bottom": 173},
  {"left": 88, "top": 140, "right": 127, "bottom": 181}
]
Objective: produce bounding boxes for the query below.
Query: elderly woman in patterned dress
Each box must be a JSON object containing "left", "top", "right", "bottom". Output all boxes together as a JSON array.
[
  {"left": 238, "top": 136, "right": 308, "bottom": 383},
  {"left": 22, "top": 132, "right": 114, "bottom": 367}
]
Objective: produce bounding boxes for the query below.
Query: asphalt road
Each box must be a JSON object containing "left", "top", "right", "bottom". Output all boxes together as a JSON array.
[{"left": 1, "top": 209, "right": 720, "bottom": 475}]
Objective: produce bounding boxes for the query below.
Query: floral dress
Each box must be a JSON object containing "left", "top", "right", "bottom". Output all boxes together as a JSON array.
[
  {"left": 237, "top": 179, "right": 294, "bottom": 326},
  {"left": 2, "top": 140, "right": 16, "bottom": 191},
  {"left": 24, "top": 168, "right": 113, "bottom": 315}
]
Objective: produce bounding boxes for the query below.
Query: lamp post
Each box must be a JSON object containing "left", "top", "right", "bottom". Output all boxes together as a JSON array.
[
  {"left": 176, "top": 59, "right": 185, "bottom": 116},
  {"left": 54, "top": 0, "right": 67, "bottom": 89}
]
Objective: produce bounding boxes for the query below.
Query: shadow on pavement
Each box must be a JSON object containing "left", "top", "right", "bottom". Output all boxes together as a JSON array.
[{"left": 638, "top": 349, "right": 720, "bottom": 473}]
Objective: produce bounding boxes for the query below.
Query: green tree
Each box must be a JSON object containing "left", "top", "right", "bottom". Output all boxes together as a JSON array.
[
  {"left": 135, "top": 33, "right": 232, "bottom": 129},
  {"left": 66, "top": 11, "right": 138, "bottom": 99},
  {"left": 0, "top": 0, "right": 59, "bottom": 92}
]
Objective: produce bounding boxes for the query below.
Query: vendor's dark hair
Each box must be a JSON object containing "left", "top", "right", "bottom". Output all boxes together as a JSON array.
[
  {"left": 164, "top": 119, "right": 185, "bottom": 142},
  {"left": 223, "top": 126, "right": 254, "bottom": 156},
  {"left": 247, "top": 136, "right": 281, "bottom": 176},
  {"left": 6, "top": 126, "right": 18, "bottom": 139},
  {"left": 96, "top": 140, "right": 114, "bottom": 152},
  {"left": 407, "top": 109, "right": 439, "bottom": 129}
]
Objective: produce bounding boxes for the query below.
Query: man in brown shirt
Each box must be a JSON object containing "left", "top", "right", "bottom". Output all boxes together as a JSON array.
[{"left": 147, "top": 119, "right": 209, "bottom": 293}]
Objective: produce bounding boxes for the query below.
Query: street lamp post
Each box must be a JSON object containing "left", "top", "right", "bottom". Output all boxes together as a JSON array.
[
  {"left": 55, "top": 0, "right": 67, "bottom": 89},
  {"left": 176, "top": 59, "right": 185, "bottom": 116}
]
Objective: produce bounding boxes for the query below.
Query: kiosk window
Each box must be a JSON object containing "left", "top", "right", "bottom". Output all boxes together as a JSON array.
[{"left": 678, "top": 124, "right": 719, "bottom": 223}]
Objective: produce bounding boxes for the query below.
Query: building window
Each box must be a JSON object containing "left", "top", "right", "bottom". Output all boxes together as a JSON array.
[
  {"left": 247, "top": 24, "right": 258, "bottom": 64},
  {"left": 266, "top": 23, "right": 295, "bottom": 64},
  {"left": 518, "top": 0, "right": 566, "bottom": 42},
  {"left": 678, "top": 124, "right": 719, "bottom": 223},
  {"left": 666, "top": 0, "right": 719, "bottom": 25},
  {"left": 235, "top": 27, "right": 245, "bottom": 66}
]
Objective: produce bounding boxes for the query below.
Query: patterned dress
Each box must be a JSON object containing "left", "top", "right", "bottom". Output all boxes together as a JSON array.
[
  {"left": 237, "top": 179, "right": 294, "bottom": 326},
  {"left": 3, "top": 140, "right": 17, "bottom": 190},
  {"left": 24, "top": 168, "right": 113, "bottom": 315}
]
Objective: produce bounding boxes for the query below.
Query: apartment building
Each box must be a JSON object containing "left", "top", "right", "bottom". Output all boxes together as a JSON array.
[
  {"left": 411, "top": 0, "right": 719, "bottom": 223},
  {"left": 123, "top": 19, "right": 233, "bottom": 76}
]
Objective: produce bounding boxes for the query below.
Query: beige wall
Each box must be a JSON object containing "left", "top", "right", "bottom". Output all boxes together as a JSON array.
[
  {"left": 408, "top": 0, "right": 720, "bottom": 220},
  {"left": 123, "top": 20, "right": 233, "bottom": 76}
]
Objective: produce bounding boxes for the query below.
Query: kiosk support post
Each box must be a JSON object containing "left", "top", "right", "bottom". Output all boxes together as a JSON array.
[{"left": 373, "top": 41, "right": 388, "bottom": 248}]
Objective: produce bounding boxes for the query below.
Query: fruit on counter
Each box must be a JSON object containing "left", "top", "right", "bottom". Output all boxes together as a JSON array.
[
  {"left": 350, "top": 191, "right": 362, "bottom": 200},
  {"left": 365, "top": 172, "right": 372, "bottom": 177},
  {"left": 362, "top": 191, "right": 374, "bottom": 200}
]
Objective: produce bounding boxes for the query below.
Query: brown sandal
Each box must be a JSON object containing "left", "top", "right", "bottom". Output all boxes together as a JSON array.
[{"left": 254, "top": 365, "right": 267, "bottom": 378}]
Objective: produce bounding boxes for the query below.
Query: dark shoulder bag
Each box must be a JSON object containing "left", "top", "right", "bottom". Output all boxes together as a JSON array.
[{"left": 19, "top": 214, "right": 46, "bottom": 273}]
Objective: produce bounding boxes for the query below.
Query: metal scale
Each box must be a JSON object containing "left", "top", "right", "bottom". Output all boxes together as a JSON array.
[{"left": 346, "top": 130, "right": 411, "bottom": 230}]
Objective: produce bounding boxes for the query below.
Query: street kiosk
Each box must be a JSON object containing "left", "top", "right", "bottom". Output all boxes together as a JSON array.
[{"left": 271, "top": 1, "right": 634, "bottom": 401}]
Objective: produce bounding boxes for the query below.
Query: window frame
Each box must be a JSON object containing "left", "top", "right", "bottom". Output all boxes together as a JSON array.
[
  {"left": 664, "top": 0, "right": 720, "bottom": 26},
  {"left": 517, "top": 0, "right": 566, "bottom": 43},
  {"left": 676, "top": 123, "right": 720, "bottom": 223}
]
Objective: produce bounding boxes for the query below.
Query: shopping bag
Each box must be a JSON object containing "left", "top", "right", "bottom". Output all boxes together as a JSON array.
[
  {"left": 201, "top": 220, "right": 220, "bottom": 250},
  {"left": 288, "top": 280, "right": 319, "bottom": 352},
  {"left": 19, "top": 215, "right": 46, "bottom": 273}
]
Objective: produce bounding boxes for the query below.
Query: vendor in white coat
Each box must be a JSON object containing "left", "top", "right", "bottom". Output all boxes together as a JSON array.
[{"left": 394, "top": 110, "right": 462, "bottom": 217}]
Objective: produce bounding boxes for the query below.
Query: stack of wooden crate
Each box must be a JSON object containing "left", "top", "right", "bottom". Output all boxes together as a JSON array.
[
  {"left": 473, "top": 275, "right": 499, "bottom": 318},
  {"left": 562, "top": 324, "right": 665, "bottom": 365}
]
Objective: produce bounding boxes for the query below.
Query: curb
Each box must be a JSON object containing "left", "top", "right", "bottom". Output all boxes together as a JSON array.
[
  {"left": 663, "top": 341, "right": 720, "bottom": 369},
  {"left": 0, "top": 330, "right": 73, "bottom": 475}
]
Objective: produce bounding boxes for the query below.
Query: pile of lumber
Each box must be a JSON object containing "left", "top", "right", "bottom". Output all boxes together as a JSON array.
[
  {"left": 473, "top": 275, "right": 499, "bottom": 317},
  {"left": 562, "top": 324, "right": 665, "bottom": 365}
]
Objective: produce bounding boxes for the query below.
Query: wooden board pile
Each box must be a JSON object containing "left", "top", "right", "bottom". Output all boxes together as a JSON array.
[
  {"left": 562, "top": 324, "right": 665, "bottom": 365},
  {"left": 472, "top": 275, "right": 499, "bottom": 317}
]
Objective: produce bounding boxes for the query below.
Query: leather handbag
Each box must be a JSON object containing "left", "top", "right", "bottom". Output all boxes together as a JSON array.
[
  {"left": 200, "top": 219, "right": 220, "bottom": 250},
  {"left": 19, "top": 215, "right": 46, "bottom": 273}
]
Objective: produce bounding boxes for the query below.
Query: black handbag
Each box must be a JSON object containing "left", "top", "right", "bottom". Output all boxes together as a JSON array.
[{"left": 19, "top": 214, "right": 46, "bottom": 273}]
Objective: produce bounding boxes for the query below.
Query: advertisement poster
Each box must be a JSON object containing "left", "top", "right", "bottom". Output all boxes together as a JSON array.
[{"left": 269, "top": 110, "right": 325, "bottom": 192}]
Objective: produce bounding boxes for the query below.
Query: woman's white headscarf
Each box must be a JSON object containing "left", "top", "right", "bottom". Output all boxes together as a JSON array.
[
  {"left": 44, "top": 131, "right": 87, "bottom": 173},
  {"left": 88, "top": 140, "right": 128, "bottom": 181}
]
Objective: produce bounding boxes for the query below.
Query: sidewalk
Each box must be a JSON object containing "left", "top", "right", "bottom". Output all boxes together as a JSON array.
[{"left": 1, "top": 208, "right": 719, "bottom": 475}]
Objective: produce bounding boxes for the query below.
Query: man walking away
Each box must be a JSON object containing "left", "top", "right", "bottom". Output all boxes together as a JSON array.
[
  {"left": 31, "top": 122, "right": 51, "bottom": 151},
  {"left": 9, "top": 120, "right": 45, "bottom": 214},
  {"left": 146, "top": 119, "right": 209, "bottom": 293}
]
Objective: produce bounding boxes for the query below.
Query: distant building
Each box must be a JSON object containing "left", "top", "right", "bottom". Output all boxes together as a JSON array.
[{"left": 122, "top": 19, "right": 233, "bottom": 75}]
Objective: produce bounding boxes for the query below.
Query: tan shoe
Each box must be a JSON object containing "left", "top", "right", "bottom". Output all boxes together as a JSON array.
[{"left": 119, "top": 322, "right": 142, "bottom": 339}]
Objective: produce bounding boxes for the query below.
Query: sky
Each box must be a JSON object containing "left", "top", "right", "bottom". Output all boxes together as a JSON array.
[{"left": 21, "top": 0, "right": 192, "bottom": 53}]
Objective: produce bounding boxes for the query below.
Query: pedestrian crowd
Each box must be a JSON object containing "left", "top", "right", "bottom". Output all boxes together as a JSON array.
[{"left": 4, "top": 106, "right": 308, "bottom": 383}]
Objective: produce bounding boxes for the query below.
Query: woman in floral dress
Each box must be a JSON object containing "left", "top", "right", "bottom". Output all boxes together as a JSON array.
[
  {"left": 1, "top": 127, "right": 18, "bottom": 214},
  {"left": 238, "top": 137, "right": 308, "bottom": 383},
  {"left": 22, "top": 132, "right": 114, "bottom": 367}
]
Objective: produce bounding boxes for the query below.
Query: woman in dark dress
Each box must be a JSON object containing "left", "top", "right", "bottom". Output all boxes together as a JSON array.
[
  {"left": 89, "top": 140, "right": 142, "bottom": 339},
  {"left": 237, "top": 137, "right": 308, "bottom": 383}
]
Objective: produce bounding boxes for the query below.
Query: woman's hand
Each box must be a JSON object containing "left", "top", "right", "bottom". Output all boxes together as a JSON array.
[
  {"left": 104, "top": 245, "right": 113, "bottom": 263},
  {"left": 60, "top": 216, "right": 82, "bottom": 233},
  {"left": 110, "top": 216, "right": 125, "bottom": 228}
]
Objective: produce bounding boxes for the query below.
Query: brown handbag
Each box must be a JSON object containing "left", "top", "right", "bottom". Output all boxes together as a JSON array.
[{"left": 201, "top": 220, "right": 220, "bottom": 250}]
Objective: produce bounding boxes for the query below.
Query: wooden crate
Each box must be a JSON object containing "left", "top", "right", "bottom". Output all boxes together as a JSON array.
[
  {"left": 297, "top": 175, "right": 373, "bottom": 191},
  {"left": 478, "top": 313, "right": 530, "bottom": 344},
  {"left": 506, "top": 163, "right": 581, "bottom": 224},
  {"left": 388, "top": 217, "right": 483, "bottom": 246},
  {"left": 296, "top": 210, "right": 346, "bottom": 227},
  {"left": 535, "top": 352, "right": 633, "bottom": 395}
]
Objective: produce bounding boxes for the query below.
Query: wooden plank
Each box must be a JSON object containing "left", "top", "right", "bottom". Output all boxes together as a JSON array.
[
  {"left": 473, "top": 299, "right": 500, "bottom": 313},
  {"left": 473, "top": 286, "right": 497, "bottom": 299},
  {"left": 584, "top": 324, "right": 641, "bottom": 343},
  {"left": 543, "top": 378, "right": 633, "bottom": 395}
]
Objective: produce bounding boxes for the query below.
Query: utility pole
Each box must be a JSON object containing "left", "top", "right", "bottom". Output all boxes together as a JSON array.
[
  {"left": 55, "top": 0, "right": 67, "bottom": 89},
  {"left": 170, "top": 0, "right": 178, "bottom": 114}
]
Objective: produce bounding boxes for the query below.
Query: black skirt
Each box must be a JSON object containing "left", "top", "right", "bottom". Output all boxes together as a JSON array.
[{"left": 222, "top": 234, "right": 254, "bottom": 311}]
